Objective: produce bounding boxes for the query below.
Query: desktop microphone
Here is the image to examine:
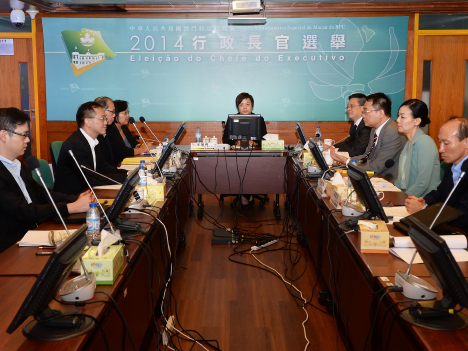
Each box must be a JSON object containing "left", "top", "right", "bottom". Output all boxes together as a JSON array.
[
  {"left": 26, "top": 156, "right": 96, "bottom": 302},
  {"left": 129, "top": 117, "right": 165, "bottom": 178},
  {"left": 394, "top": 162, "right": 468, "bottom": 300},
  {"left": 63, "top": 145, "right": 117, "bottom": 234},
  {"left": 139, "top": 116, "right": 162, "bottom": 145}
]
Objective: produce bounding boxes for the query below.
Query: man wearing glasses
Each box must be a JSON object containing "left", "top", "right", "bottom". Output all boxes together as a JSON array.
[
  {"left": 333, "top": 93, "right": 371, "bottom": 157},
  {"left": 0, "top": 107, "right": 93, "bottom": 253},
  {"left": 54, "top": 101, "right": 127, "bottom": 195},
  {"left": 331, "top": 92, "right": 404, "bottom": 181}
]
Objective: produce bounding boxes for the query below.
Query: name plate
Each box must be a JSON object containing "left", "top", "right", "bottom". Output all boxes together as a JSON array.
[
  {"left": 317, "top": 178, "right": 327, "bottom": 197},
  {"left": 330, "top": 189, "right": 342, "bottom": 209}
]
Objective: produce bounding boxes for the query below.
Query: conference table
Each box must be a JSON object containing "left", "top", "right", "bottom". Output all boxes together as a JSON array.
[
  {"left": 0, "top": 158, "right": 192, "bottom": 351},
  {"left": 286, "top": 155, "right": 468, "bottom": 351},
  {"left": 189, "top": 147, "right": 287, "bottom": 218}
]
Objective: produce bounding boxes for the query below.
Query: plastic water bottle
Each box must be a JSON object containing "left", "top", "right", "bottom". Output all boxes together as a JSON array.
[
  {"left": 195, "top": 127, "right": 201, "bottom": 143},
  {"left": 86, "top": 203, "right": 100, "bottom": 243},
  {"left": 140, "top": 160, "right": 147, "bottom": 174},
  {"left": 315, "top": 126, "right": 321, "bottom": 138},
  {"left": 317, "top": 138, "right": 323, "bottom": 152},
  {"left": 138, "top": 165, "right": 148, "bottom": 204},
  {"left": 163, "top": 136, "right": 169, "bottom": 146}
]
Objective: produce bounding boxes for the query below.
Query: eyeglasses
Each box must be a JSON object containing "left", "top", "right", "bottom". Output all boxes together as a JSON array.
[
  {"left": 345, "top": 104, "right": 363, "bottom": 110},
  {"left": 362, "top": 109, "right": 380, "bottom": 115},
  {"left": 6, "top": 130, "right": 29, "bottom": 139},
  {"left": 105, "top": 109, "right": 115, "bottom": 114},
  {"left": 89, "top": 117, "right": 108, "bottom": 122}
]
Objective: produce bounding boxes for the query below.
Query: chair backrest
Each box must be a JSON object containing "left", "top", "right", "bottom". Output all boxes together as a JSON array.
[
  {"left": 49, "top": 141, "right": 63, "bottom": 177},
  {"left": 440, "top": 161, "right": 449, "bottom": 180},
  {"left": 31, "top": 159, "right": 54, "bottom": 189}
]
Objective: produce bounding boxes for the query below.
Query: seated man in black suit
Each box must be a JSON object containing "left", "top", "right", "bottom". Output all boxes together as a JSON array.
[
  {"left": 0, "top": 108, "right": 92, "bottom": 253},
  {"left": 333, "top": 93, "right": 371, "bottom": 157},
  {"left": 406, "top": 117, "right": 468, "bottom": 232},
  {"left": 54, "top": 102, "right": 128, "bottom": 195}
]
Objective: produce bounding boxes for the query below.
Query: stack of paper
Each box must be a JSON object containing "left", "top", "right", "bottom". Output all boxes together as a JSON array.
[
  {"left": 18, "top": 231, "right": 51, "bottom": 246},
  {"left": 370, "top": 178, "right": 401, "bottom": 192},
  {"left": 390, "top": 235, "right": 468, "bottom": 264}
]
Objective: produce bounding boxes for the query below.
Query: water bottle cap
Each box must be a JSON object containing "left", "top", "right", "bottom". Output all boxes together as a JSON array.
[
  {"left": 140, "top": 160, "right": 145, "bottom": 164},
  {"left": 317, "top": 126, "right": 320, "bottom": 128},
  {"left": 90, "top": 203, "right": 97, "bottom": 207},
  {"left": 318, "top": 138, "right": 322, "bottom": 141},
  {"left": 165, "top": 136, "right": 168, "bottom": 138},
  {"left": 139, "top": 165, "right": 144, "bottom": 169}
]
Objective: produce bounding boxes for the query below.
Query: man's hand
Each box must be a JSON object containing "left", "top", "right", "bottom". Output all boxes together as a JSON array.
[
  {"left": 67, "top": 193, "right": 93, "bottom": 214},
  {"left": 330, "top": 147, "right": 347, "bottom": 166},
  {"left": 405, "top": 195, "right": 426, "bottom": 214}
]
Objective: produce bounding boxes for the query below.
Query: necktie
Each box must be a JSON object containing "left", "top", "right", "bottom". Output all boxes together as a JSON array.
[{"left": 363, "top": 133, "right": 378, "bottom": 161}]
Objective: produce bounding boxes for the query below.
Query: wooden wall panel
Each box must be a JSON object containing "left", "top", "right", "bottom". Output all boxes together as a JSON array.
[
  {"left": 46, "top": 120, "right": 351, "bottom": 162},
  {"left": 417, "top": 36, "right": 468, "bottom": 141}
]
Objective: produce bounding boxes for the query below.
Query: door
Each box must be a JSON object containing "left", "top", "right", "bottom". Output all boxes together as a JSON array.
[
  {"left": 417, "top": 35, "right": 468, "bottom": 141},
  {"left": 0, "top": 38, "right": 36, "bottom": 157}
]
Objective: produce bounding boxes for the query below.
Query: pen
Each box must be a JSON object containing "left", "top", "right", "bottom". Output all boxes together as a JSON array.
[
  {"left": 38, "top": 246, "right": 56, "bottom": 249},
  {"left": 36, "top": 252, "right": 53, "bottom": 256}
]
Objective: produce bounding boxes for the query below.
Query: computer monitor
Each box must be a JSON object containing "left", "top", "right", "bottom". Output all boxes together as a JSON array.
[
  {"left": 172, "top": 122, "right": 186, "bottom": 144},
  {"left": 295, "top": 122, "right": 307, "bottom": 146},
  {"left": 400, "top": 216, "right": 468, "bottom": 330},
  {"left": 307, "top": 137, "right": 330, "bottom": 174},
  {"left": 151, "top": 140, "right": 175, "bottom": 176},
  {"left": 101, "top": 166, "right": 140, "bottom": 229},
  {"left": 225, "top": 114, "right": 263, "bottom": 143},
  {"left": 7, "top": 224, "right": 95, "bottom": 340},
  {"left": 346, "top": 163, "right": 388, "bottom": 222}
]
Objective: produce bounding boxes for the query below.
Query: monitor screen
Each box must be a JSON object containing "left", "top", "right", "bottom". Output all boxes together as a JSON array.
[
  {"left": 307, "top": 137, "right": 329, "bottom": 174},
  {"left": 102, "top": 166, "right": 140, "bottom": 228},
  {"left": 151, "top": 141, "right": 175, "bottom": 175},
  {"left": 7, "top": 224, "right": 95, "bottom": 340},
  {"left": 225, "top": 114, "right": 262, "bottom": 141},
  {"left": 172, "top": 122, "right": 186, "bottom": 144},
  {"left": 403, "top": 216, "right": 468, "bottom": 330},
  {"left": 347, "top": 163, "right": 388, "bottom": 222},
  {"left": 295, "top": 122, "right": 307, "bottom": 146}
]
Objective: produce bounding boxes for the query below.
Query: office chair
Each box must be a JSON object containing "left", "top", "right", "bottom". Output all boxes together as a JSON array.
[
  {"left": 31, "top": 158, "right": 54, "bottom": 189},
  {"left": 49, "top": 141, "right": 63, "bottom": 177}
]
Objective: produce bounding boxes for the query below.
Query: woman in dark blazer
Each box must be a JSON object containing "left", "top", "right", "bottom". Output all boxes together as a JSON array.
[{"left": 105, "top": 100, "right": 152, "bottom": 166}]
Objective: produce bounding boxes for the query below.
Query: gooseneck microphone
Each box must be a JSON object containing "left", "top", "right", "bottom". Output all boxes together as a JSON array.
[
  {"left": 79, "top": 165, "right": 121, "bottom": 185},
  {"left": 26, "top": 155, "right": 96, "bottom": 301},
  {"left": 62, "top": 144, "right": 117, "bottom": 234},
  {"left": 129, "top": 117, "right": 165, "bottom": 178},
  {"left": 139, "top": 116, "right": 162, "bottom": 145}
]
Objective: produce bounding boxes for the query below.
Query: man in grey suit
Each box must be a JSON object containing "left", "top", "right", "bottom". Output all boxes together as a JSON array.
[{"left": 331, "top": 92, "right": 404, "bottom": 182}]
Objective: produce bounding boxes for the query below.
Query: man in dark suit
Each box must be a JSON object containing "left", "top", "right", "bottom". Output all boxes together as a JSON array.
[
  {"left": 406, "top": 117, "right": 468, "bottom": 232},
  {"left": 0, "top": 108, "right": 92, "bottom": 253},
  {"left": 54, "top": 102, "right": 128, "bottom": 195},
  {"left": 333, "top": 93, "right": 371, "bottom": 157},
  {"left": 331, "top": 92, "right": 404, "bottom": 181}
]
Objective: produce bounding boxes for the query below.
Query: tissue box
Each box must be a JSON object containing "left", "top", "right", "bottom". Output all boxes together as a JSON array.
[
  {"left": 326, "top": 182, "right": 348, "bottom": 200},
  {"left": 262, "top": 140, "right": 284, "bottom": 150},
  {"left": 302, "top": 151, "right": 313, "bottom": 165},
  {"left": 81, "top": 244, "right": 125, "bottom": 285},
  {"left": 359, "top": 220, "right": 389, "bottom": 253},
  {"left": 147, "top": 183, "right": 166, "bottom": 205}
]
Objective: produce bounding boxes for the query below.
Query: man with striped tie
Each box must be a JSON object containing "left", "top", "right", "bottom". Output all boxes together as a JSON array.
[{"left": 331, "top": 92, "right": 405, "bottom": 182}]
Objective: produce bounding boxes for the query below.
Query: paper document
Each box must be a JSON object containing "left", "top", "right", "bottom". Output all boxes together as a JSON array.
[
  {"left": 384, "top": 206, "right": 410, "bottom": 220},
  {"left": 18, "top": 230, "right": 71, "bottom": 247},
  {"left": 370, "top": 178, "right": 401, "bottom": 192},
  {"left": 119, "top": 164, "right": 141, "bottom": 171},
  {"left": 390, "top": 235, "right": 468, "bottom": 263}
]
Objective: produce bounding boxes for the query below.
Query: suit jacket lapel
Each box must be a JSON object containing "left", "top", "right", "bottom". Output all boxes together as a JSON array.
[{"left": 0, "top": 161, "right": 36, "bottom": 203}]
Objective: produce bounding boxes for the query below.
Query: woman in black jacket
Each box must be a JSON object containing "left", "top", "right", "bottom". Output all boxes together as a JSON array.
[{"left": 105, "top": 100, "right": 152, "bottom": 166}]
